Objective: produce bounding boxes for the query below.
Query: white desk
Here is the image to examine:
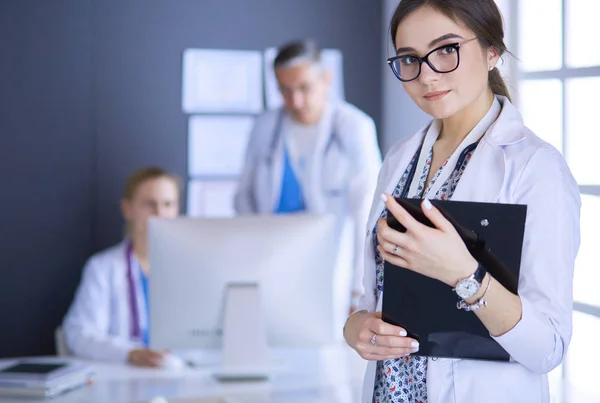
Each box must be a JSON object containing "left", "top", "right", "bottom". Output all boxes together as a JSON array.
[{"left": 0, "top": 346, "right": 367, "bottom": 403}]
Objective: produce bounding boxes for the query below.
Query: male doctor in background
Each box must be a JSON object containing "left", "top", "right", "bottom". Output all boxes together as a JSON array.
[{"left": 234, "top": 39, "right": 382, "bottom": 314}]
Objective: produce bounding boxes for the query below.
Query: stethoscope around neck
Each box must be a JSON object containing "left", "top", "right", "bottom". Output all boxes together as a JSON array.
[
  {"left": 125, "top": 241, "right": 143, "bottom": 341},
  {"left": 264, "top": 108, "right": 344, "bottom": 166},
  {"left": 399, "top": 138, "right": 483, "bottom": 199}
]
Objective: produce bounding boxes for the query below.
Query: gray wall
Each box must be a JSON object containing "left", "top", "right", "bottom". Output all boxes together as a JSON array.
[
  {"left": 0, "top": 0, "right": 94, "bottom": 358},
  {"left": 0, "top": 0, "right": 382, "bottom": 357}
]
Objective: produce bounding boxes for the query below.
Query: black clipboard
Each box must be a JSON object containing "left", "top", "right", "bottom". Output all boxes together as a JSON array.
[{"left": 383, "top": 198, "right": 527, "bottom": 361}]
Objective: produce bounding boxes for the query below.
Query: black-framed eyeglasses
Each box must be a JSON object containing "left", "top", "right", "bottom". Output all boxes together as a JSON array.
[{"left": 387, "top": 37, "right": 478, "bottom": 82}]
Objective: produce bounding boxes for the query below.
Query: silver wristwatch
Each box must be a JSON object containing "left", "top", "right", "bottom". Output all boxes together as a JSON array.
[{"left": 453, "top": 263, "right": 487, "bottom": 300}]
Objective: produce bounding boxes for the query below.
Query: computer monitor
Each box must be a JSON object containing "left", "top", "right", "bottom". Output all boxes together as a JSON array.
[{"left": 147, "top": 214, "right": 342, "bottom": 379}]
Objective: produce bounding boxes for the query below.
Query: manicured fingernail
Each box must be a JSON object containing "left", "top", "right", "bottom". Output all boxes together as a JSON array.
[
  {"left": 380, "top": 194, "right": 388, "bottom": 203},
  {"left": 411, "top": 341, "right": 420, "bottom": 348},
  {"left": 399, "top": 330, "right": 407, "bottom": 337},
  {"left": 423, "top": 199, "right": 432, "bottom": 210}
]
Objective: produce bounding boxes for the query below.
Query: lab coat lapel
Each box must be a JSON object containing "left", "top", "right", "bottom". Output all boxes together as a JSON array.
[
  {"left": 114, "top": 241, "right": 133, "bottom": 340},
  {"left": 307, "top": 103, "right": 335, "bottom": 214},
  {"left": 451, "top": 96, "right": 526, "bottom": 203},
  {"left": 268, "top": 111, "right": 286, "bottom": 213},
  {"left": 450, "top": 139, "right": 506, "bottom": 203}
]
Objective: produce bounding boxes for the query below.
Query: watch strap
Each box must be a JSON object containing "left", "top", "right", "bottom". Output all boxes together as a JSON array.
[{"left": 473, "top": 262, "right": 487, "bottom": 284}]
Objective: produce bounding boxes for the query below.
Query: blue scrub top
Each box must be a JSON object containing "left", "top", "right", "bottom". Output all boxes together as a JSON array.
[
  {"left": 275, "top": 146, "right": 306, "bottom": 214},
  {"left": 139, "top": 270, "right": 150, "bottom": 347}
]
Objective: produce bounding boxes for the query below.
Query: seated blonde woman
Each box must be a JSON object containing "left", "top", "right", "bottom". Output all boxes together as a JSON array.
[{"left": 62, "top": 167, "right": 180, "bottom": 367}]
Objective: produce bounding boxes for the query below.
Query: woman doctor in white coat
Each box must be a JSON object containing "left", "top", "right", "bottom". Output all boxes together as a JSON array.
[
  {"left": 62, "top": 167, "right": 181, "bottom": 367},
  {"left": 344, "top": 0, "right": 580, "bottom": 402}
]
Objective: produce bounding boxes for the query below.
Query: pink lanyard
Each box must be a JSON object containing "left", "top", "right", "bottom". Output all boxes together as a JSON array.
[{"left": 125, "top": 242, "right": 141, "bottom": 339}]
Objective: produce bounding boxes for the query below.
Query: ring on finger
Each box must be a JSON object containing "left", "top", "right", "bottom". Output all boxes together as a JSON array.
[
  {"left": 370, "top": 334, "right": 377, "bottom": 345},
  {"left": 392, "top": 245, "right": 400, "bottom": 255}
]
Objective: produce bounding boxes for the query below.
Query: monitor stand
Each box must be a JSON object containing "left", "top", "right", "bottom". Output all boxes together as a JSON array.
[{"left": 213, "top": 283, "right": 271, "bottom": 382}]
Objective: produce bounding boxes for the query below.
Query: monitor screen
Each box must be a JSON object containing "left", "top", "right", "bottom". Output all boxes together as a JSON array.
[{"left": 148, "top": 214, "right": 342, "bottom": 351}]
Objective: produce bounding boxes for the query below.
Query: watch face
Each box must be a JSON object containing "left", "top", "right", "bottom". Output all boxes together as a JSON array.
[{"left": 455, "top": 278, "right": 480, "bottom": 299}]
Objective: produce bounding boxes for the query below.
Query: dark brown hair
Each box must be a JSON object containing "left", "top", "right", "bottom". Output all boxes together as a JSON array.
[{"left": 390, "top": 0, "right": 511, "bottom": 101}]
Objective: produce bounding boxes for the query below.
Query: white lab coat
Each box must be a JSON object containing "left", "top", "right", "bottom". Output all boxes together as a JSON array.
[
  {"left": 62, "top": 240, "right": 147, "bottom": 363},
  {"left": 235, "top": 101, "right": 382, "bottom": 301},
  {"left": 356, "top": 96, "right": 581, "bottom": 403}
]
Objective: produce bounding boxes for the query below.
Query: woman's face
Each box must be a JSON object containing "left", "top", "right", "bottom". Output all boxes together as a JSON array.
[
  {"left": 121, "top": 177, "right": 180, "bottom": 240},
  {"left": 394, "top": 6, "right": 499, "bottom": 119}
]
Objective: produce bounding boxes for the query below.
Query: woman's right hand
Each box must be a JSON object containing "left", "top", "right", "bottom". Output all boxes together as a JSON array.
[
  {"left": 344, "top": 311, "right": 420, "bottom": 361},
  {"left": 128, "top": 348, "right": 166, "bottom": 367}
]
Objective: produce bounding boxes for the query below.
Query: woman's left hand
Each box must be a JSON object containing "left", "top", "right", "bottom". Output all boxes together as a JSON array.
[{"left": 376, "top": 194, "right": 478, "bottom": 287}]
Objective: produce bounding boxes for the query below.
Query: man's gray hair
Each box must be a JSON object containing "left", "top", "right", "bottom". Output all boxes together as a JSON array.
[{"left": 273, "top": 39, "right": 322, "bottom": 69}]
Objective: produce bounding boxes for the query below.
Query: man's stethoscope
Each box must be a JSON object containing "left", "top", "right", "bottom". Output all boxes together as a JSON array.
[{"left": 125, "top": 241, "right": 143, "bottom": 341}]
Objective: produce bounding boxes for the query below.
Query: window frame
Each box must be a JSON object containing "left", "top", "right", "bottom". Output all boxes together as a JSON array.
[{"left": 508, "top": 0, "right": 600, "bottom": 315}]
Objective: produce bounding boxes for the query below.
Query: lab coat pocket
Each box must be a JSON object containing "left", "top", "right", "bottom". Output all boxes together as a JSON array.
[
  {"left": 321, "top": 151, "right": 351, "bottom": 215},
  {"left": 322, "top": 147, "right": 351, "bottom": 194}
]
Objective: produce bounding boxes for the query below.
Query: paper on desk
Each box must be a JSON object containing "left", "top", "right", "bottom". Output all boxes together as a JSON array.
[
  {"left": 263, "top": 47, "right": 345, "bottom": 110},
  {"left": 187, "top": 115, "right": 254, "bottom": 177},
  {"left": 182, "top": 49, "right": 264, "bottom": 113},
  {"left": 187, "top": 180, "right": 238, "bottom": 218}
]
